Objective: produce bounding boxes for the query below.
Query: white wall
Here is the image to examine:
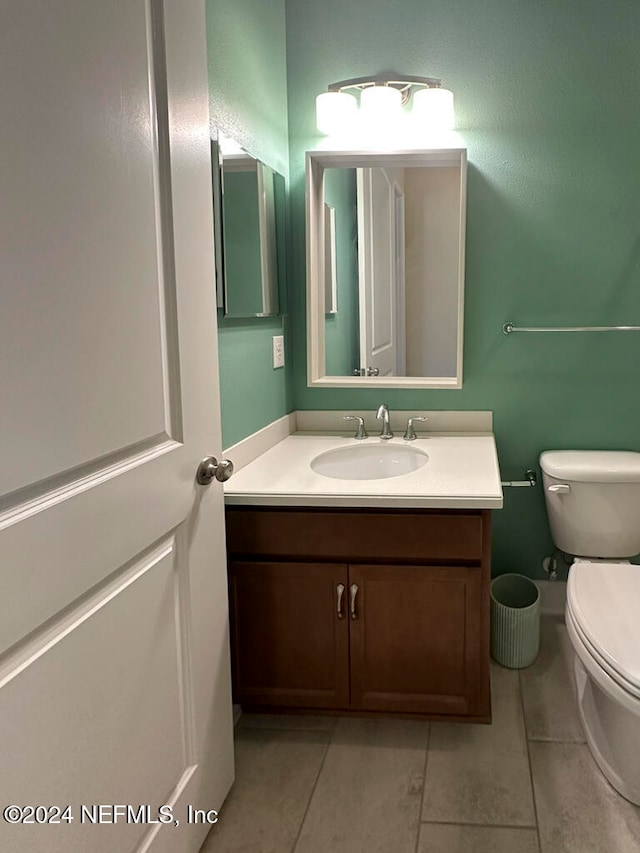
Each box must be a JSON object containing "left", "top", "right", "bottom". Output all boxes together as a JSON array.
[{"left": 404, "top": 166, "right": 460, "bottom": 377}]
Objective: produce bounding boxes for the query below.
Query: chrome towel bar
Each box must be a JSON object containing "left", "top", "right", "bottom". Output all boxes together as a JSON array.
[{"left": 503, "top": 321, "right": 640, "bottom": 334}]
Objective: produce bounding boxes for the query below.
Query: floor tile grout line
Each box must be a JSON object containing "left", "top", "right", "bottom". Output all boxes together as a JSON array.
[
  {"left": 527, "top": 736, "right": 585, "bottom": 744},
  {"left": 518, "top": 669, "right": 544, "bottom": 853},
  {"left": 413, "top": 722, "right": 431, "bottom": 853},
  {"left": 419, "top": 819, "right": 539, "bottom": 830},
  {"left": 289, "top": 721, "right": 335, "bottom": 853}
]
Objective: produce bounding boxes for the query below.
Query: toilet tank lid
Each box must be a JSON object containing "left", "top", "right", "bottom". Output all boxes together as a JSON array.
[{"left": 540, "top": 450, "right": 640, "bottom": 482}]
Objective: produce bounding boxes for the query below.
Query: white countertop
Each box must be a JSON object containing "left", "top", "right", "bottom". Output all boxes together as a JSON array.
[{"left": 224, "top": 433, "right": 504, "bottom": 509}]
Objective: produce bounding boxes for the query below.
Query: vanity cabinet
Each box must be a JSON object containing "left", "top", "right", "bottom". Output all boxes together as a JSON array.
[{"left": 226, "top": 507, "right": 491, "bottom": 722}]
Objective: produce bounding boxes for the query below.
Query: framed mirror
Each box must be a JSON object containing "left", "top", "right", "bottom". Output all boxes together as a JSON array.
[
  {"left": 306, "top": 149, "right": 466, "bottom": 388},
  {"left": 212, "top": 133, "right": 285, "bottom": 318}
]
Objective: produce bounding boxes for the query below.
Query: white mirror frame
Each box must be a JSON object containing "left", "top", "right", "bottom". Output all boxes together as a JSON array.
[{"left": 306, "top": 148, "right": 467, "bottom": 389}]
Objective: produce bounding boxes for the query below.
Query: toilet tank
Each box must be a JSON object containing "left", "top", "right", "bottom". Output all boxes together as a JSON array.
[{"left": 540, "top": 450, "right": 640, "bottom": 558}]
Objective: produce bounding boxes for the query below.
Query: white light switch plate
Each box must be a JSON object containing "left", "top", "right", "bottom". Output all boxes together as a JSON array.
[{"left": 272, "top": 335, "right": 285, "bottom": 368}]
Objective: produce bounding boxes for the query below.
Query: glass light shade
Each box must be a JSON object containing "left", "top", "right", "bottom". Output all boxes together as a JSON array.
[
  {"left": 316, "top": 91, "right": 357, "bottom": 135},
  {"left": 359, "top": 85, "right": 403, "bottom": 123},
  {"left": 412, "top": 87, "right": 455, "bottom": 131}
]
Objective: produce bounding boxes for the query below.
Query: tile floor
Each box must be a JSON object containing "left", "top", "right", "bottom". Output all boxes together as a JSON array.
[{"left": 201, "top": 616, "right": 640, "bottom": 852}]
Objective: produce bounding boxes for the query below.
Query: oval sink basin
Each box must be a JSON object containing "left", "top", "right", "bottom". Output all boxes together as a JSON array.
[{"left": 310, "top": 443, "right": 428, "bottom": 481}]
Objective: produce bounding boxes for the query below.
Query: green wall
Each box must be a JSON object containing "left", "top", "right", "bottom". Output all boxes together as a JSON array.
[
  {"left": 323, "top": 168, "right": 360, "bottom": 376},
  {"left": 284, "top": 0, "right": 640, "bottom": 578},
  {"left": 206, "top": 0, "right": 292, "bottom": 448}
]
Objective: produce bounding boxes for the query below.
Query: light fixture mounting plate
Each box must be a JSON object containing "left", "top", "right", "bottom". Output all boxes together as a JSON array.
[{"left": 328, "top": 73, "right": 442, "bottom": 105}]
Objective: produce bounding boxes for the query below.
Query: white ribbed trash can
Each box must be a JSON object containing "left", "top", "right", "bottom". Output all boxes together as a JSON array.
[{"left": 490, "top": 574, "right": 540, "bottom": 669}]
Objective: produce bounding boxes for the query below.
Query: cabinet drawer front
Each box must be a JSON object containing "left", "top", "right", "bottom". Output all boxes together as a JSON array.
[{"left": 226, "top": 509, "right": 485, "bottom": 563}]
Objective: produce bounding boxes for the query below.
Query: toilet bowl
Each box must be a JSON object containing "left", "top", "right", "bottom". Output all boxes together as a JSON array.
[
  {"left": 565, "top": 559, "right": 640, "bottom": 804},
  {"left": 540, "top": 450, "right": 640, "bottom": 805}
]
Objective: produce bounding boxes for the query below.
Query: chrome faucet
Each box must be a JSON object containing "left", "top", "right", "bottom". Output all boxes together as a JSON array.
[
  {"left": 376, "top": 403, "right": 393, "bottom": 439},
  {"left": 403, "top": 416, "right": 428, "bottom": 441},
  {"left": 343, "top": 415, "right": 368, "bottom": 440}
]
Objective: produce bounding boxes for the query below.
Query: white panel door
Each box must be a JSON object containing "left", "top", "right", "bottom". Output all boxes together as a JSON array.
[
  {"left": 357, "top": 168, "right": 401, "bottom": 377},
  {"left": 0, "top": 3, "right": 234, "bottom": 853}
]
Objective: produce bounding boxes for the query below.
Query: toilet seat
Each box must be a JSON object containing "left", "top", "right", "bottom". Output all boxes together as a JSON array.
[{"left": 567, "top": 560, "right": 640, "bottom": 700}]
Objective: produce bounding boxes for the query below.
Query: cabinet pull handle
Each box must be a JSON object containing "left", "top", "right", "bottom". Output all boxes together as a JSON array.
[
  {"left": 336, "top": 583, "right": 345, "bottom": 619},
  {"left": 349, "top": 583, "right": 359, "bottom": 620}
]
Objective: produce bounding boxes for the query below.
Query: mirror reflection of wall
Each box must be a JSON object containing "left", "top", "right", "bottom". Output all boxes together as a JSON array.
[
  {"left": 323, "top": 163, "right": 462, "bottom": 378},
  {"left": 213, "top": 132, "right": 285, "bottom": 318},
  {"left": 323, "top": 169, "right": 359, "bottom": 376},
  {"left": 223, "top": 154, "right": 278, "bottom": 317}
]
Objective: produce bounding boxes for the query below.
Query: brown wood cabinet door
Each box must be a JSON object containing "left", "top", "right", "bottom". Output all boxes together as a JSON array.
[
  {"left": 229, "top": 561, "right": 350, "bottom": 709},
  {"left": 349, "top": 564, "right": 487, "bottom": 717}
]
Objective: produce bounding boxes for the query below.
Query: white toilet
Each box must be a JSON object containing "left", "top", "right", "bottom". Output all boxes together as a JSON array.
[{"left": 540, "top": 450, "right": 640, "bottom": 805}]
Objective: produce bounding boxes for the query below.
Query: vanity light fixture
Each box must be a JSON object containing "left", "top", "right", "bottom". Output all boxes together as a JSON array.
[{"left": 315, "top": 74, "right": 454, "bottom": 136}]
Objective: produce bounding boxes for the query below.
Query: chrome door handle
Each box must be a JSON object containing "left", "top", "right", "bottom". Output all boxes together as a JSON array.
[
  {"left": 349, "top": 583, "right": 359, "bottom": 620},
  {"left": 196, "top": 456, "right": 234, "bottom": 485},
  {"left": 336, "top": 583, "right": 345, "bottom": 619}
]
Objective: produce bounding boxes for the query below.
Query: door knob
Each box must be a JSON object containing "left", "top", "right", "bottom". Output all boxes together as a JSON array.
[{"left": 196, "top": 456, "right": 234, "bottom": 485}]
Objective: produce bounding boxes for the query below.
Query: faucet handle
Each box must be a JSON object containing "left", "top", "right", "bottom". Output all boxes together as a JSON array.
[
  {"left": 403, "top": 416, "right": 428, "bottom": 441},
  {"left": 343, "top": 415, "right": 368, "bottom": 440}
]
